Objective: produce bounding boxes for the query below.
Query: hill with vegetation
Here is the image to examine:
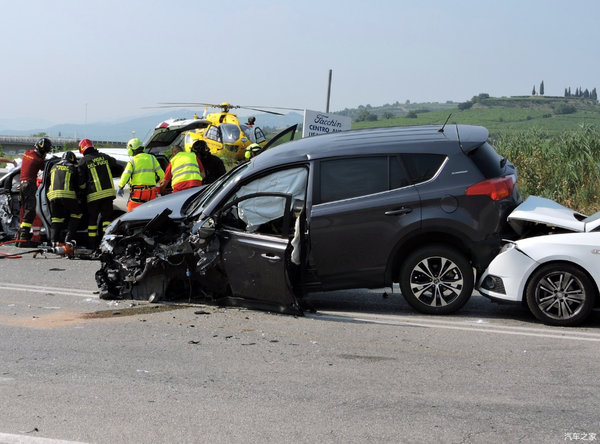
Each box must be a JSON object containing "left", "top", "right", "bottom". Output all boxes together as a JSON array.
[{"left": 343, "top": 94, "right": 600, "bottom": 138}]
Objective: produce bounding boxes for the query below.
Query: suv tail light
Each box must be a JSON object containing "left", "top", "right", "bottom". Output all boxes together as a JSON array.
[{"left": 466, "top": 176, "right": 515, "bottom": 201}]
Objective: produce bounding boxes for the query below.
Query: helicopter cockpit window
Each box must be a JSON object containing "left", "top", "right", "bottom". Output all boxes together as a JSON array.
[
  {"left": 205, "top": 126, "right": 222, "bottom": 143},
  {"left": 254, "top": 127, "right": 267, "bottom": 144},
  {"left": 240, "top": 124, "right": 256, "bottom": 143},
  {"left": 220, "top": 124, "right": 241, "bottom": 143}
]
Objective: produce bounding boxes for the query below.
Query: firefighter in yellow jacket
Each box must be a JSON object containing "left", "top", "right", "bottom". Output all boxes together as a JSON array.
[
  {"left": 118, "top": 138, "right": 165, "bottom": 211},
  {"left": 48, "top": 151, "right": 82, "bottom": 245}
]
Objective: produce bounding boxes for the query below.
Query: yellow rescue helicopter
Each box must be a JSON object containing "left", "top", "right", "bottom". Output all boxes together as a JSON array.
[{"left": 152, "top": 102, "right": 303, "bottom": 161}]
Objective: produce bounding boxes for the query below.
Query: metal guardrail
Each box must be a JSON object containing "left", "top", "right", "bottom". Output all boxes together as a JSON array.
[{"left": 0, "top": 135, "right": 124, "bottom": 146}]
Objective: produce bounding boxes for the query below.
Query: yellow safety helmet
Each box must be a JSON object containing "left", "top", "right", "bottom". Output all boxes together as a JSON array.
[
  {"left": 245, "top": 143, "right": 261, "bottom": 159},
  {"left": 127, "top": 138, "right": 144, "bottom": 156}
]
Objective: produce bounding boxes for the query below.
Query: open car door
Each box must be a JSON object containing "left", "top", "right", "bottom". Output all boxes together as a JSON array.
[
  {"left": 258, "top": 124, "right": 298, "bottom": 154},
  {"left": 215, "top": 191, "right": 302, "bottom": 315},
  {"left": 36, "top": 156, "right": 61, "bottom": 242},
  {"left": 145, "top": 118, "right": 211, "bottom": 155}
]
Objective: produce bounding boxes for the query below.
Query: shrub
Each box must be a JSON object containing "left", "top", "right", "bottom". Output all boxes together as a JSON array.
[
  {"left": 493, "top": 125, "right": 600, "bottom": 213},
  {"left": 554, "top": 104, "right": 577, "bottom": 115}
]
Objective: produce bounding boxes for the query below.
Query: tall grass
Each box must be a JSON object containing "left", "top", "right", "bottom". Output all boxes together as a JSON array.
[{"left": 493, "top": 124, "right": 600, "bottom": 214}]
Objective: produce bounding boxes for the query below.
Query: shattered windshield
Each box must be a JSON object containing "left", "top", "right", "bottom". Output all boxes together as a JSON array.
[{"left": 185, "top": 162, "right": 250, "bottom": 216}]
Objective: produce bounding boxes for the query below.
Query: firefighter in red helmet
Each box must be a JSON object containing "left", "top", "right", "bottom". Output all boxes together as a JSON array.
[{"left": 77, "top": 138, "right": 118, "bottom": 251}]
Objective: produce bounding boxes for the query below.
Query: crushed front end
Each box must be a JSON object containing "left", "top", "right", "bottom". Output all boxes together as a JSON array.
[{"left": 96, "top": 208, "right": 227, "bottom": 303}]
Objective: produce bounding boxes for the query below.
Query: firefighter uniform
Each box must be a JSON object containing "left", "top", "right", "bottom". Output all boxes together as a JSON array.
[
  {"left": 18, "top": 138, "right": 52, "bottom": 241},
  {"left": 119, "top": 152, "right": 164, "bottom": 211},
  {"left": 48, "top": 152, "right": 82, "bottom": 244},
  {"left": 78, "top": 142, "right": 117, "bottom": 250}
]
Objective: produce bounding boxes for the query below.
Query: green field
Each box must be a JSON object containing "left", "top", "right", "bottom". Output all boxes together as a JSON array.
[{"left": 350, "top": 96, "right": 600, "bottom": 138}]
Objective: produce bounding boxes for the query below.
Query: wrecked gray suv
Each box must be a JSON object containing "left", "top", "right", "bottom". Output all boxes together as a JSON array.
[{"left": 96, "top": 124, "right": 521, "bottom": 316}]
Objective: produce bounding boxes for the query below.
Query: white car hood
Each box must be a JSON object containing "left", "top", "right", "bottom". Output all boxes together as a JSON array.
[{"left": 508, "top": 196, "right": 600, "bottom": 234}]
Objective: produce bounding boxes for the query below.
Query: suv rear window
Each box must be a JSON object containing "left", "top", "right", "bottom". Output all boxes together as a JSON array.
[
  {"left": 318, "top": 156, "right": 410, "bottom": 203},
  {"left": 400, "top": 153, "right": 445, "bottom": 184},
  {"left": 467, "top": 142, "right": 505, "bottom": 179}
]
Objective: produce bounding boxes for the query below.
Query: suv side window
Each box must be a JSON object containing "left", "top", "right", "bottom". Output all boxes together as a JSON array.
[
  {"left": 318, "top": 156, "right": 410, "bottom": 204},
  {"left": 400, "top": 153, "right": 446, "bottom": 184}
]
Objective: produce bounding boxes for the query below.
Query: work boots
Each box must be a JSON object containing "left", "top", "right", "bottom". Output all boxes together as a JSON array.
[{"left": 16, "top": 228, "right": 37, "bottom": 248}]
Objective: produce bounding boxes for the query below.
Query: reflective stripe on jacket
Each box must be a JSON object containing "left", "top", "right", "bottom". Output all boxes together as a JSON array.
[
  {"left": 47, "top": 162, "right": 78, "bottom": 200},
  {"left": 119, "top": 153, "right": 165, "bottom": 188},
  {"left": 77, "top": 149, "right": 117, "bottom": 203},
  {"left": 170, "top": 152, "right": 202, "bottom": 187}
]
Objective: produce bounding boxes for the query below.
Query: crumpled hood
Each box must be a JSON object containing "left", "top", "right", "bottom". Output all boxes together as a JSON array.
[
  {"left": 117, "top": 187, "right": 204, "bottom": 223},
  {"left": 507, "top": 196, "right": 600, "bottom": 234}
]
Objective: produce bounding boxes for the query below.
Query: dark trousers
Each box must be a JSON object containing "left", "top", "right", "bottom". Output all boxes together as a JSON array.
[
  {"left": 18, "top": 181, "right": 37, "bottom": 237},
  {"left": 87, "top": 198, "right": 113, "bottom": 249},
  {"left": 49, "top": 198, "right": 82, "bottom": 243}
]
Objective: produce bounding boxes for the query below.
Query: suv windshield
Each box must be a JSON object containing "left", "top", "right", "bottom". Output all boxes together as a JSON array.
[{"left": 185, "top": 162, "right": 250, "bottom": 216}]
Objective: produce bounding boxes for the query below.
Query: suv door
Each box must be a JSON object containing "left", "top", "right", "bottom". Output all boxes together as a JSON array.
[
  {"left": 212, "top": 166, "right": 308, "bottom": 314},
  {"left": 217, "top": 192, "right": 300, "bottom": 314},
  {"left": 308, "top": 155, "right": 422, "bottom": 290}
]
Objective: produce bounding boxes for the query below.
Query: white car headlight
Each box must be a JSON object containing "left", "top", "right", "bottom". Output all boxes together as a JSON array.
[{"left": 499, "top": 241, "right": 517, "bottom": 254}]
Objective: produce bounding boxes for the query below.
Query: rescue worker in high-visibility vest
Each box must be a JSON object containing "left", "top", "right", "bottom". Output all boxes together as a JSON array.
[
  {"left": 245, "top": 143, "right": 261, "bottom": 159},
  {"left": 47, "top": 151, "right": 82, "bottom": 245},
  {"left": 159, "top": 144, "right": 205, "bottom": 194},
  {"left": 117, "top": 138, "right": 165, "bottom": 211},
  {"left": 77, "top": 139, "right": 117, "bottom": 251},
  {"left": 18, "top": 137, "right": 52, "bottom": 244}
]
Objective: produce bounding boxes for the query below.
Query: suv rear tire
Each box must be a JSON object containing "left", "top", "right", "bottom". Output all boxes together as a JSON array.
[{"left": 400, "top": 245, "right": 473, "bottom": 315}]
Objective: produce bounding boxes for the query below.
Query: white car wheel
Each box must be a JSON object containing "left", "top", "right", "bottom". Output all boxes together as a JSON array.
[{"left": 526, "top": 263, "right": 595, "bottom": 327}]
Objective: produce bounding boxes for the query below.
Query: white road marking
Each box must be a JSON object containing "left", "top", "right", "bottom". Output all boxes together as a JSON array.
[
  {"left": 313, "top": 311, "right": 600, "bottom": 342},
  {"left": 0, "top": 432, "right": 89, "bottom": 444},
  {"left": 0, "top": 282, "right": 98, "bottom": 298}
]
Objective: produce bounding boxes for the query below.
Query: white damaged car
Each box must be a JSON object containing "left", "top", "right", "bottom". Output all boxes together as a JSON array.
[{"left": 478, "top": 196, "right": 600, "bottom": 326}]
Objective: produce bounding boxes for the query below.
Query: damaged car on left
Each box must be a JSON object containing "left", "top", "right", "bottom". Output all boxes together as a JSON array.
[{"left": 0, "top": 149, "right": 132, "bottom": 244}]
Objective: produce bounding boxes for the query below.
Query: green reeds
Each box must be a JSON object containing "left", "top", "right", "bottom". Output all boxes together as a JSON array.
[{"left": 493, "top": 124, "right": 600, "bottom": 214}]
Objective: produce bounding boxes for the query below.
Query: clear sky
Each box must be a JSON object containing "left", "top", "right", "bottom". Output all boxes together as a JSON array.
[{"left": 1, "top": 0, "right": 599, "bottom": 125}]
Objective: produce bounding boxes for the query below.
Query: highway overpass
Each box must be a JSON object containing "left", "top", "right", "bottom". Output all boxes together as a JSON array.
[{"left": 0, "top": 135, "right": 125, "bottom": 154}]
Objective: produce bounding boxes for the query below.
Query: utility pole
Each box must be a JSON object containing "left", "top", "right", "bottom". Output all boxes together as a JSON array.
[{"left": 325, "top": 69, "right": 332, "bottom": 113}]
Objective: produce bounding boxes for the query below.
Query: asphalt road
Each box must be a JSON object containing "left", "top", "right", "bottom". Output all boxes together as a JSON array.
[{"left": 0, "top": 245, "right": 599, "bottom": 444}]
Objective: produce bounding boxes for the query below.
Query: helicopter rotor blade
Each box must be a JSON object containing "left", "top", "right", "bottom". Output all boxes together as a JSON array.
[
  {"left": 155, "top": 102, "right": 225, "bottom": 108},
  {"left": 143, "top": 102, "right": 304, "bottom": 114},
  {"left": 242, "top": 105, "right": 304, "bottom": 112},
  {"left": 241, "top": 107, "right": 285, "bottom": 116}
]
